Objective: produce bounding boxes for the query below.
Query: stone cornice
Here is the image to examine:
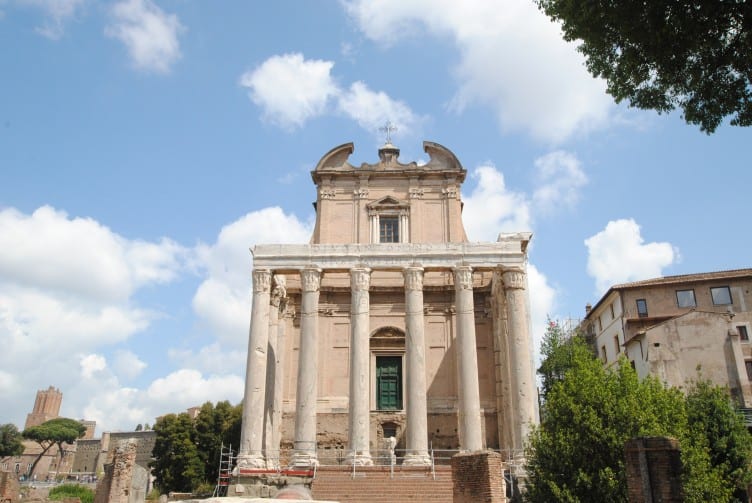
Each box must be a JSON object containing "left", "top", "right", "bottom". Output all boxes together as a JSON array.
[{"left": 252, "top": 241, "right": 529, "bottom": 272}]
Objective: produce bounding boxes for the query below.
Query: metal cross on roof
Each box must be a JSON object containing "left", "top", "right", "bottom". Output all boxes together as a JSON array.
[{"left": 379, "top": 120, "right": 397, "bottom": 144}]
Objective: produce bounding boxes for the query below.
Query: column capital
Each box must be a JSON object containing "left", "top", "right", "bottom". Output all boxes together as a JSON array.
[
  {"left": 300, "top": 268, "right": 322, "bottom": 292},
  {"left": 270, "top": 274, "right": 287, "bottom": 307},
  {"left": 403, "top": 266, "right": 424, "bottom": 291},
  {"left": 252, "top": 269, "right": 272, "bottom": 293},
  {"left": 501, "top": 266, "right": 526, "bottom": 290},
  {"left": 454, "top": 266, "right": 473, "bottom": 290},
  {"left": 350, "top": 267, "right": 371, "bottom": 291}
]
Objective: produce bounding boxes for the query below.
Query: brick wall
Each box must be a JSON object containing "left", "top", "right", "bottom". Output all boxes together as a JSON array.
[
  {"left": 625, "top": 437, "right": 683, "bottom": 503},
  {"left": 451, "top": 451, "right": 506, "bottom": 503}
]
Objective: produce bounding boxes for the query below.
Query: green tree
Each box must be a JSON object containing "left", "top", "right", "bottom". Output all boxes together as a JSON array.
[
  {"left": 22, "top": 418, "right": 86, "bottom": 478},
  {"left": 194, "top": 401, "right": 242, "bottom": 485},
  {"left": 536, "top": 0, "right": 752, "bottom": 132},
  {"left": 537, "top": 319, "right": 587, "bottom": 402},
  {"left": 150, "top": 413, "right": 204, "bottom": 493},
  {"left": 0, "top": 423, "right": 24, "bottom": 457},
  {"left": 683, "top": 379, "right": 752, "bottom": 502},
  {"left": 525, "top": 349, "right": 686, "bottom": 502},
  {"left": 526, "top": 343, "right": 752, "bottom": 502}
]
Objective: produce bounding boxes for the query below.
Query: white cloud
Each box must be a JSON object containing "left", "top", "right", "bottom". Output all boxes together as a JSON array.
[
  {"left": 585, "top": 219, "right": 677, "bottom": 293},
  {"left": 239, "top": 53, "right": 339, "bottom": 130},
  {"left": 344, "top": 0, "right": 612, "bottom": 143},
  {"left": 192, "top": 207, "right": 312, "bottom": 346},
  {"left": 168, "top": 343, "right": 246, "bottom": 375},
  {"left": 462, "top": 164, "right": 531, "bottom": 241},
  {"left": 80, "top": 353, "right": 107, "bottom": 379},
  {"left": 338, "top": 81, "right": 422, "bottom": 137},
  {"left": 527, "top": 264, "right": 556, "bottom": 368},
  {"left": 106, "top": 0, "right": 183, "bottom": 74},
  {"left": 113, "top": 350, "right": 147, "bottom": 380},
  {"left": 18, "top": 0, "right": 86, "bottom": 39},
  {"left": 532, "top": 150, "right": 588, "bottom": 213},
  {"left": 240, "top": 54, "right": 421, "bottom": 140},
  {"left": 0, "top": 205, "right": 185, "bottom": 429}
]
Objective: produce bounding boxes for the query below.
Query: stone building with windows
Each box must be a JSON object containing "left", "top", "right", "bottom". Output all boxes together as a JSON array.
[
  {"left": 236, "top": 141, "right": 538, "bottom": 472},
  {"left": 582, "top": 269, "right": 752, "bottom": 405}
]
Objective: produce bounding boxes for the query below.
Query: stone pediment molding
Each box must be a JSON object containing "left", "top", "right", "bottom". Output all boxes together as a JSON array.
[{"left": 311, "top": 141, "right": 466, "bottom": 183}]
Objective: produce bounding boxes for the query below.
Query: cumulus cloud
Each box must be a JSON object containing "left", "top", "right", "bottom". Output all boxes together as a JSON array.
[
  {"left": 113, "top": 350, "right": 147, "bottom": 381},
  {"left": 239, "top": 53, "right": 339, "bottom": 130},
  {"left": 0, "top": 205, "right": 185, "bottom": 429},
  {"left": 344, "top": 0, "right": 612, "bottom": 143},
  {"left": 80, "top": 353, "right": 107, "bottom": 379},
  {"left": 18, "top": 0, "right": 86, "bottom": 39},
  {"left": 240, "top": 53, "right": 420, "bottom": 139},
  {"left": 532, "top": 150, "right": 588, "bottom": 213},
  {"left": 106, "top": 0, "right": 184, "bottom": 74},
  {"left": 527, "top": 264, "right": 556, "bottom": 367},
  {"left": 462, "top": 164, "right": 531, "bottom": 241},
  {"left": 585, "top": 219, "right": 677, "bottom": 293},
  {"left": 338, "top": 81, "right": 421, "bottom": 136},
  {"left": 192, "top": 207, "right": 312, "bottom": 346}
]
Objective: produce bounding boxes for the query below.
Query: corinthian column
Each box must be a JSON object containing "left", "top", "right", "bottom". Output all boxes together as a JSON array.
[
  {"left": 403, "top": 266, "right": 431, "bottom": 466},
  {"left": 347, "top": 267, "right": 373, "bottom": 465},
  {"left": 291, "top": 267, "right": 321, "bottom": 468},
  {"left": 454, "top": 266, "right": 483, "bottom": 452},
  {"left": 237, "top": 268, "right": 272, "bottom": 469},
  {"left": 502, "top": 266, "right": 536, "bottom": 450},
  {"left": 264, "top": 274, "right": 286, "bottom": 469}
]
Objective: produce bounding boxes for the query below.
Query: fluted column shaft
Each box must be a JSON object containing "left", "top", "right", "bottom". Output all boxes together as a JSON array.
[
  {"left": 347, "top": 267, "right": 373, "bottom": 465},
  {"left": 292, "top": 267, "right": 321, "bottom": 468},
  {"left": 454, "top": 266, "right": 483, "bottom": 452},
  {"left": 403, "top": 266, "right": 431, "bottom": 466},
  {"left": 502, "top": 266, "right": 537, "bottom": 450},
  {"left": 238, "top": 268, "right": 271, "bottom": 469}
]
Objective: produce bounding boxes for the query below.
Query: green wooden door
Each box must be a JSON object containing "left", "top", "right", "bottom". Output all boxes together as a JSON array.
[{"left": 376, "top": 356, "right": 402, "bottom": 410}]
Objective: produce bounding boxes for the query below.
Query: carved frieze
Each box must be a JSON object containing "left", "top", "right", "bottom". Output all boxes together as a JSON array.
[
  {"left": 320, "top": 189, "right": 336, "bottom": 199},
  {"left": 252, "top": 269, "right": 271, "bottom": 293}
]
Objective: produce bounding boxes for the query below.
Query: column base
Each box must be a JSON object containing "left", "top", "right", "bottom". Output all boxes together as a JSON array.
[
  {"left": 235, "top": 453, "right": 266, "bottom": 470},
  {"left": 403, "top": 452, "right": 432, "bottom": 466},
  {"left": 290, "top": 452, "right": 319, "bottom": 469},
  {"left": 346, "top": 451, "right": 374, "bottom": 466}
]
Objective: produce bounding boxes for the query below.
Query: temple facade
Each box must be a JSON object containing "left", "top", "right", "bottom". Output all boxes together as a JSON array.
[{"left": 236, "top": 141, "right": 538, "bottom": 470}]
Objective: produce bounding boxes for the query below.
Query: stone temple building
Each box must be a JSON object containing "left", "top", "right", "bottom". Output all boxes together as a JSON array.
[{"left": 236, "top": 141, "right": 538, "bottom": 471}]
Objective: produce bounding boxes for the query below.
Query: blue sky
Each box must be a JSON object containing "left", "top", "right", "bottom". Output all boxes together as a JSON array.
[{"left": 1, "top": 0, "right": 749, "bottom": 433}]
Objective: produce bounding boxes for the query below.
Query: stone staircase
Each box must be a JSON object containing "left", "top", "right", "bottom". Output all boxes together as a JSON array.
[{"left": 311, "top": 465, "right": 453, "bottom": 503}]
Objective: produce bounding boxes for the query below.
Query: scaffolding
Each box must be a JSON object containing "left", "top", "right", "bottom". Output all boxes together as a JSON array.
[{"left": 212, "top": 443, "right": 234, "bottom": 497}]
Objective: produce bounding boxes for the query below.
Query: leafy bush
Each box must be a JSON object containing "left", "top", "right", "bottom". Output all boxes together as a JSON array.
[{"left": 48, "top": 483, "right": 94, "bottom": 503}]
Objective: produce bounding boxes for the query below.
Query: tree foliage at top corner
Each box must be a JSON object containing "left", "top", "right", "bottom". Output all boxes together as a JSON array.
[{"left": 536, "top": 0, "right": 752, "bottom": 132}]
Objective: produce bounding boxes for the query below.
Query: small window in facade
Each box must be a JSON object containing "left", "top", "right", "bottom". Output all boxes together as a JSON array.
[
  {"left": 739, "top": 325, "right": 749, "bottom": 342},
  {"left": 597, "top": 317, "right": 602, "bottom": 332},
  {"left": 636, "top": 299, "right": 648, "bottom": 318},
  {"left": 745, "top": 360, "right": 752, "bottom": 381},
  {"left": 613, "top": 335, "right": 620, "bottom": 355},
  {"left": 710, "top": 286, "right": 732, "bottom": 305},
  {"left": 676, "top": 289, "right": 696, "bottom": 308},
  {"left": 601, "top": 345, "right": 607, "bottom": 362},
  {"left": 609, "top": 303, "right": 615, "bottom": 319},
  {"left": 379, "top": 216, "right": 400, "bottom": 243}
]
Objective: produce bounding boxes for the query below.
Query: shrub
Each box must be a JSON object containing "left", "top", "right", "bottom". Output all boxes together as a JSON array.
[{"left": 48, "top": 483, "right": 95, "bottom": 503}]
